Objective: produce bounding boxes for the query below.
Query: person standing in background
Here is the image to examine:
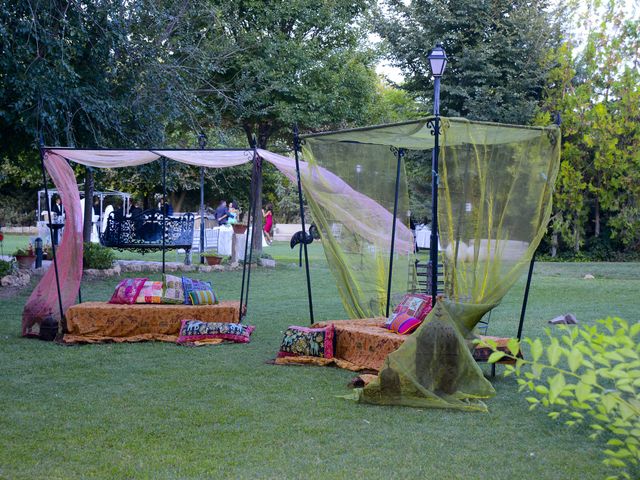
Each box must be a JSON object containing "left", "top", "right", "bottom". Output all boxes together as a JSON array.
[
  {"left": 129, "top": 201, "right": 143, "bottom": 217},
  {"left": 51, "top": 195, "right": 63, "bottom": 220},
  {"left": 228, "top": 201, "right": 240, "bottom": 225},
  {"left": 215, "top": 200, "right": 228, "bottom": 226},
  {"left": 262, "top": 203, "right": 273, "bottom": 244}
]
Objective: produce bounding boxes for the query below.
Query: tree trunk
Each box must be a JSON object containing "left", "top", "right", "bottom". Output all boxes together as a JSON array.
[
  {"left": 83, "top": 167, "right": 94, "bottom": 243},
  {"left": 250, "top": 155, "right": 263, "bottom": 254},
  {"left": 594, "top": 196, "right": 600, "bottom": 238},
  {"left": 173, "top": 191, "right": 186, "bottom": 213},
  {"left": 243, "top": 121, "right": 275, "bottom": 257},
  {"left": 551, "top": 231, "right": 558, "bottom": 258}
]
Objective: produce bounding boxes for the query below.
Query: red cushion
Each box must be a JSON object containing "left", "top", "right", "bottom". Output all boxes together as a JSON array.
[
  {"left": 391, "top": 314, "right": 423, "bottom": 335},
  {"left": 385, "top": 293, "right": 433, "bottom": 329}
]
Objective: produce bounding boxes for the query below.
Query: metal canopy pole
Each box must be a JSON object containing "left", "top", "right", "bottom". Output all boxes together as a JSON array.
[
  {"left": 38, "top": 141, "right": 65, "bottom": 333},
  {"left": 293, "top": 126, "right": 315, "bottom": 325},
  {"left": 162, "top": 157, "right": 167, "bottom": 274},
  {"left": 243, "top": 143, "right": 260, "bottom": 318},
  {"left": 429, "top": 77, "right": 442, "bottom": 307},
  {"left": 239, "top": 149, "right": 257, "bottom": 321},
  {"left": 198, "top": 133, "right": 207, "bottom": 265},
  {"left": 386, "top": 147, "right": 404, "bottom": 318},
  {"left": 517, "top": 252, "right": 537, "bottom": 340}
]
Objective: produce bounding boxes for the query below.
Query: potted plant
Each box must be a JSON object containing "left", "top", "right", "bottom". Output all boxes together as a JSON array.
[
  {"left": 202, "top": 251, "right": 223, "bottom": 266},
  {"left": 232, "top": 223, "right": 248, "bottom": 235},
  {"left": 14, "top": 245, "right": 35, "bottom": 269}
]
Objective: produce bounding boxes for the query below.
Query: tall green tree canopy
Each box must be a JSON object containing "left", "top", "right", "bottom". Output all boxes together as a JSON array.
[
  {"left": 539, "top": 0, "right": 640, "bottom": 254},
  {"left": 207, "top": 0, "right": 379, "bottom": 148},
  {"left": 376, "top": 0, "right": 564, "bottom": 124}
]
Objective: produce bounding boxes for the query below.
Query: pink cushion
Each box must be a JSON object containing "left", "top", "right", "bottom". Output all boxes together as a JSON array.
[
  {"left": 109, "top": 278, "right": 148, "bottom": 305},
  {"left": 385, "top": 293, "right": 433, "bottom": 329}
]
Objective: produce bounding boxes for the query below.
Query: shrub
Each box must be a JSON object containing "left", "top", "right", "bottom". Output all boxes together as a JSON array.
[
  {"left": 83, "top": 242, "right": 115, "bottom": 269},
  {"left": 0, "top": 194, "right": 36, "bottom": 226},
  {"left": 13, "top": 245, "right": 34, "bottom": 256},
  {"left": 482, "top": 318, "right": 640, "bottom": 479},
  {"left": 0, "top": 259, "right": 15, "bottom": 277}
]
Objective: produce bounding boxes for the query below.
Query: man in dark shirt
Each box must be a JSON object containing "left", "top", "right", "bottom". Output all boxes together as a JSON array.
[
  {"left": 129, "top": 201, "right": 143, "bottom": 217},
  {"left": 214, "top": 200, "right": 228, "bottom": 225}
]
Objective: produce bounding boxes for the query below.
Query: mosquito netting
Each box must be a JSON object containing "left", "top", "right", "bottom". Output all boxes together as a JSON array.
[{"left": 302, "top": 117, "right": 561, "bottom": 411}]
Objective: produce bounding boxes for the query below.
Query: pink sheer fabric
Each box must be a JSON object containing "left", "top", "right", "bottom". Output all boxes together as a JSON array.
[
  {"left": 258, "top": 149, "right": 413, "bottom": 253},
  {"left": 22, "top": 153, "right": 83, "bottom": 336}
]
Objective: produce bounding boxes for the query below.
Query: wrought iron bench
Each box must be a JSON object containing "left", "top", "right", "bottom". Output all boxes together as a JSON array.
[{"left": 100, "top": 209, "right": 194, "bottom": 254}]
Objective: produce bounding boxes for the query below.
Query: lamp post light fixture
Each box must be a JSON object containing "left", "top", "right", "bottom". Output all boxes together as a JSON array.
[{"left": 427, "top": 43, "right": 447, "bottom": 306}]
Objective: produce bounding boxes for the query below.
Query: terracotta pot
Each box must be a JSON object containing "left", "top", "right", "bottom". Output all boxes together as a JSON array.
[
  {"left": 204, "top": 255, "right": 222, "bottom": 266},
  {"left": 15, "top": 255, "right": 35, "bottom": 269},
  {"left": 232, "top": 224, "right": 248, "bottom": 235}
]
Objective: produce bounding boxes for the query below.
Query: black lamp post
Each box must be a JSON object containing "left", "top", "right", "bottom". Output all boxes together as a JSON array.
[{"left": 428, "top": 43, "right": 447, "bottom": 306}]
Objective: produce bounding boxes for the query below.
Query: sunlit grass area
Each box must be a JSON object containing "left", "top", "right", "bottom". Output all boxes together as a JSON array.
[{"left": 1, "top": 235, "right": 638, "bottom": 479}]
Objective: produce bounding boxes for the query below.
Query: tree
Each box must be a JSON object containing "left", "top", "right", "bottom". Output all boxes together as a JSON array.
[
  {"left": 201, "top": 0, "right": 381, "bottom": 252},
  {"left": 375, "top": 0, "right": 565, "bottom": 124},
  {"left": 0, "top": 0, "right": 234, "bottom": 227},
  {"left": 538, "top": 0, "right": 640, "bottom": 255}
]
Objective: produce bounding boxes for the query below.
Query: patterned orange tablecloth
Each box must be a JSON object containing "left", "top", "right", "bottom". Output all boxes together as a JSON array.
[
  {"left": 64, "top": 301, "right": 240, "bottom": 343},
  {"left": 274, "top": 318, "right": 402, "bottom": 372},
  {"left": 274, "top": 318, "right": 516, "bottom": 372}
]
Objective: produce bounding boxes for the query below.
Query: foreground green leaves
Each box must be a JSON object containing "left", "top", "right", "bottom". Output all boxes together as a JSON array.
[{"left": 481, "top": 317, "right": 640, "bottom": 480}]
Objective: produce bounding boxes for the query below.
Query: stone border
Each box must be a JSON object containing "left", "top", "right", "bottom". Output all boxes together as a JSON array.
[{"left": 1, "top": 258, "right": 274, "bottom": 285}]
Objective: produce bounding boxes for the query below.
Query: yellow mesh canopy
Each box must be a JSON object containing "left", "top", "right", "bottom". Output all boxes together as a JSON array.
[
  {"left": 302, "top": 117, "right": 561, "bottom": 410},
  {"left": 300, "top": 139, "right": 413, "bottom": 318}
]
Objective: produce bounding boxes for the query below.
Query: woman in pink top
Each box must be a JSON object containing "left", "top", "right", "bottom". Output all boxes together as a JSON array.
[{"left": 262, "top": 203, "right": 273, "bottom": 244}]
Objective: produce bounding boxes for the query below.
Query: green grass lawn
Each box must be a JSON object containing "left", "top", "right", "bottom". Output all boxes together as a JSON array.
[{"left": 1, "top": 236, "right": 638, "bottom": 479}]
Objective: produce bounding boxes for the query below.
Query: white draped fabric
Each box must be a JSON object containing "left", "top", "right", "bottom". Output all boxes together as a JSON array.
[
  {"left": 44, "top": 147, "right": 412, "bottom": 253},
  {"left": 154, "top": 150, "right": 255, "bottom": 168},
  {"left": 49, "top": 149, "right": 160, "bottom": 168},
  {"left": 48, "top": 148, "right": 256, "bottom": 169}
]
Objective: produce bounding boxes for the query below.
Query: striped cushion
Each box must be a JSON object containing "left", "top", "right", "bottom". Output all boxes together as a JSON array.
[
  {"left": 390, "top": 313, "right": 423, "bottom": 335},
  {"left": 188, "top": 289, "right": 218, "bottom": 305},
  {"left": 182, "top": 277, "right": 214, "bottom": 304}
]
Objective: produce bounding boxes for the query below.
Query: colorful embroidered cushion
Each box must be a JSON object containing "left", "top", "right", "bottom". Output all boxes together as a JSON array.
[
  {"left": 390, "top": 313, "right": 422, "bottom": 335},
  {"left": 135, "top": 280, "right": 163, "bottom": 304},
  {"left": 177, "top": 320, "right": 255, "bottom": 344},
  {"left": 108, "top": 278, "right": 148, "bottom": 305},
  {"left": 188, "top": 289, "right": 218, "bottom": 305},
  {"left": 384, "top": 293, "right": 433, "bottom": 329},
  {"left": 277, "top": 325, "right": 335, "bottom": 359},
  {"left": 162, "top": 274, "right": 185, "bottom": 304},
  {"left": 181, "top": 277, "right": 214, "bottom": 304}
]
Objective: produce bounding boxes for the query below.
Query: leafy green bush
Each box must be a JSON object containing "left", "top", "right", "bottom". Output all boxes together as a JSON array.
[
  {"left": 82, "top": 242, "right": 115, "bottom": 269},
  {"left": 0, "top": 259, "right": 15, "bottom": 277},
  {"left": 0, "top": 194, "right": 36, "bottom": 226},
  {"left": 483, "top": 318, "right": 640, "bottom": 479}
]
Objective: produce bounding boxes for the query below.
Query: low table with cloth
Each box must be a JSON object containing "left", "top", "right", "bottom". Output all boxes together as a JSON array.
[
  {"left": 64, "top": 301, "right": 240, "bottom": 343},
  {"left": 274, "top": 318, "right": 516, "bottom": 373}
]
